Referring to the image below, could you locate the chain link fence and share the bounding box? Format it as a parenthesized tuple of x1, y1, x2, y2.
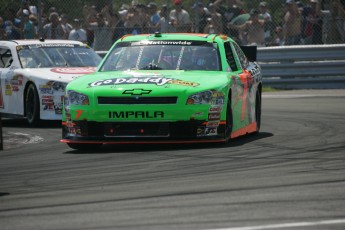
(0, 0, 344, 51)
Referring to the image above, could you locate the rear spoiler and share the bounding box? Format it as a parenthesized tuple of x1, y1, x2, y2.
(240, 46, 257, 62)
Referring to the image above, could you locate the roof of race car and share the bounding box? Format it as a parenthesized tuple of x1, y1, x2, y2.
(119, 33, 233, 43)
(0, 39, 84, 47)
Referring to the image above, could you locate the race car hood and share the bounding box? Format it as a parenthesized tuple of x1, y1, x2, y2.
(15, 67, 97, 83)
(67, 70, 232, 96)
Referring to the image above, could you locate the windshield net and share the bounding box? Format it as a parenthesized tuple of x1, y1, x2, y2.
(18, 45, 102, 68)
(100, 43, 220, 71)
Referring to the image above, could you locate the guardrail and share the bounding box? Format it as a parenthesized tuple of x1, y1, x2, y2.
(257, 44, 345, 89)
(96, 44, 345, 89)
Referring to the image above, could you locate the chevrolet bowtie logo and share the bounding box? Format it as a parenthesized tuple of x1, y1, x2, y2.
(122, 89, 152, 96)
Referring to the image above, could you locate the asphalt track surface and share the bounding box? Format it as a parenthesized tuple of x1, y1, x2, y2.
(1, 90, 345, 230)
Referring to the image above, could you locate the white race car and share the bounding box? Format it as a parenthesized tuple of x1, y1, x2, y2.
(0, 39, 102, 126)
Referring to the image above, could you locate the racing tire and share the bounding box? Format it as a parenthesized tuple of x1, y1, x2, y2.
(225, 97, 233, 141)
(254, 89, 262, 134)
(25, 83, 40, 127)
(67, 143, 103, 151)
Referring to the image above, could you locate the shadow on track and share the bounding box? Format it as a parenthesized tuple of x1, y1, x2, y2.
(63, 132, 273, 154)
(1, 118, 61, 128)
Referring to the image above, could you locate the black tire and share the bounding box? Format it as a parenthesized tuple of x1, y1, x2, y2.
(67, 143, 103, 151)
(225, 97, 233, 141)
(25, 83, 40, 127)
(255, 89, 262, 133)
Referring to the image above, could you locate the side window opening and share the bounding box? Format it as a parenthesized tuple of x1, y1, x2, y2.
(0, 48, 13, 68)
(224, 42, 238, 71)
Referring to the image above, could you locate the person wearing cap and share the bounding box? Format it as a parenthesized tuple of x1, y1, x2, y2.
(68, 19, 87, 43)
(283, 0, 302, 45)
(169, 0, 192, 32)
(228, 9, 266, 46)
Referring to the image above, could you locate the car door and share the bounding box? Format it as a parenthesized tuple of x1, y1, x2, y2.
(0, 46, 14, 113)
(224, 41, 254, 130)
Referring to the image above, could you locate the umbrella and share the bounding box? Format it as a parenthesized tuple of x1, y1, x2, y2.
(230, 13, 264, 25)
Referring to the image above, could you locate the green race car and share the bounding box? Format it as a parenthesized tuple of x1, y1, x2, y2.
(61, 33, 262, 150)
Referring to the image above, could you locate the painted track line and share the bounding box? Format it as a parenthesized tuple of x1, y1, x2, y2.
(206, 219, 345, 230)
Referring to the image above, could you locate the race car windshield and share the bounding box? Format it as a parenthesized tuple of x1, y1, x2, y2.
(100, 42, 221, 71)
(18, 45, 102, 68)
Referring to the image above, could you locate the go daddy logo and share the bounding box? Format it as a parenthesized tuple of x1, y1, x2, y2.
(88, 77, 199, 87)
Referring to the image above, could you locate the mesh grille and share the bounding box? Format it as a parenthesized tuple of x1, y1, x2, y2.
(98, 96, 178, 104)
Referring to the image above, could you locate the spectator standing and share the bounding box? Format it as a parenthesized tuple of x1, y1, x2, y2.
(22, 9, 35, 39)
(214, 0, 245, 43)
(69, 19, 87, 43)
(169, 0, 192, 32)
(3, 7, 22, 39)
(193, 2, 211, 33)
(206, 3, 223, 33)
(156, 4, 172, 32)
(0, 17, 6, 40)
(229, 9, 266, 46)
(147, 2, 160, 32)
(259, 2, 274, 43)
(60, 14, 73, 38)
(42, 12, 66, 39)
(304, 0, 323, 44)
(88, 6, 114, 51)
(283, 0, 302, 45)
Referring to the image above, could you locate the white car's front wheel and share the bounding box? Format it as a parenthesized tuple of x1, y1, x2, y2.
(25, 83, 40, 126)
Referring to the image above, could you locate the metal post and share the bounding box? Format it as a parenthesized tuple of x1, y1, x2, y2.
(0, 113, 3, 151)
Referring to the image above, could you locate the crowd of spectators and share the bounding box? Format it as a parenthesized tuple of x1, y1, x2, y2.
(0, 0, 344, 51)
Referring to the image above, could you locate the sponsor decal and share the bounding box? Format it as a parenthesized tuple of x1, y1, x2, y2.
(205, 127, 217, 136)
(209, 106, 222, 113)
(35, 43, 76, 48)
(89, 77, 199, 87)
(170, 79, 199, 87)
(5, 84, 12, 96)
(206, 121, 220, 127)
(109, 111, 164, 119)
(139, 40, 193, 46)
(197, 127, 206, 135)
(122, 89, 151, 95)
(208, 113, 221, 120)
(51, 67, 96, 74)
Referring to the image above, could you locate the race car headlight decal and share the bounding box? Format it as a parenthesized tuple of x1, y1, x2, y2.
(67, 90, 89, 105)
(186, 90, 225, 105)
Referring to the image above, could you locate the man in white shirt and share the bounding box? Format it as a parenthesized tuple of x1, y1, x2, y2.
(68, 19, 87, 43)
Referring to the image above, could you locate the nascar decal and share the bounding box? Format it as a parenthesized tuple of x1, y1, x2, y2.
(88, 77, 199, 87)
(51, 67, 96, 74)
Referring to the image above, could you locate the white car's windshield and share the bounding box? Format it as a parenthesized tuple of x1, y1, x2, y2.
(100, 42, 221, 71)
(18, 44, 102, 68)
